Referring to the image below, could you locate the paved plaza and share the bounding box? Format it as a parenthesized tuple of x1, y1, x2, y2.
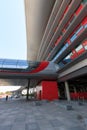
(0, 98, 87, 130)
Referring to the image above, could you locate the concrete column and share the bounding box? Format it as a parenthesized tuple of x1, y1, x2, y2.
(73, 86, 77, 93)
(65, 81, 71, 101)
(26, 80, 30, 100)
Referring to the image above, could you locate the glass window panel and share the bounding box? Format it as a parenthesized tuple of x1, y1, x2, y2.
(3, 59, 17, 64)
(84, 45, 87, 50)
(70, 34, 77, 42)
(52, 51, 61, 62)
(64, 58, 71, 63)
(58, 62, 64, 68)
(0, 59, 4, 63)
(0, 59, 5, 68)
(56, 47, 65, 57)
(65, 43, 69, 48)
(3, 59, 17, 68)
(62, 45, 66, 51)
(58, 51, 61, 56)
(60, 52, 72, 65)
(63, 52, 72, 64)
(3, 64, 16, 68)
(76, 26, 83, 35)
(75, 44, 83, 52)
(52, 44, 68, 62)
(0, 59, 29, 69)
(84, 24, 87, 28)
(83, 40, 87, 50)
(52, 57, 57, 62)
(17, 60, 28, 69)
(65, 52, 72, 59)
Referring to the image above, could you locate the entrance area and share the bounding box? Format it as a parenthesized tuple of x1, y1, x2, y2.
(69, 75, 87, 100)
(58, 75, 87, 101)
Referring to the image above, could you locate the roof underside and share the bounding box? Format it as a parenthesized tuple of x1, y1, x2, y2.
(25, 0, 55, 61)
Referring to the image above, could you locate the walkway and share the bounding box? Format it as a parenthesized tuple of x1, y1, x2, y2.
(0, 99, 87, 130)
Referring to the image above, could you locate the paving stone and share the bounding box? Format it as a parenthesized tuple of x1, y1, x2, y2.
(0, 125, 12, 130)
(40, 127, 54, 130)
(38, 120, 52, 128)
(11, 124, 25, 130)
(54, 127, 67, 130)
(26, 123, 40, 130)
(0, 99, 87, 130)
(68, 126, 85, 130)
(50, 119, 63, 127)
(15, 116, 26, 122)
(84, 118, 87, 127)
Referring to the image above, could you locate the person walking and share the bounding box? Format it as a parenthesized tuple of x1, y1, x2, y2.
(6, 95, 8, 101)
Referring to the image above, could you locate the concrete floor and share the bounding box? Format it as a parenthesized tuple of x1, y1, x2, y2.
(0, 98, 87, 130)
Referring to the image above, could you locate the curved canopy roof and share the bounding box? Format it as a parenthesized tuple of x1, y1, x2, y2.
(25, 0, 55, 60)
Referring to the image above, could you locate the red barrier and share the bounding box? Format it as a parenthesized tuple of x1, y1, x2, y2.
(70, 92, 87, 99)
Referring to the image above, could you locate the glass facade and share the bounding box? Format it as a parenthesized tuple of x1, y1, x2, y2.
(0, 59, 40, 71)
(70, 34, 77, 42)
(47, 1, 86, 60)
(52, 43, 69, 62)
(0, 59, 28, 69)
(52, 15, 87, 63)
(58, 39, 87, 68)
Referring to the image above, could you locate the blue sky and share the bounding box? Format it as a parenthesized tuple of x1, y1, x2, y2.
(0, 0, 27, 60)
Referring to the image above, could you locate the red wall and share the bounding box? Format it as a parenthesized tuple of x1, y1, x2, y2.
(41, 81, 58, 101)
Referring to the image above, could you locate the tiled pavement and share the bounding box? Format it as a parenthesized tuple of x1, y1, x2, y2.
(0, 98, 87, 130)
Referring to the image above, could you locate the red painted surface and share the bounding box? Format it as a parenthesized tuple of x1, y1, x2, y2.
(36, 81, 58, 101)
(71, 50, 78, 59)
(83, 40, 87, 46)
(70, 92, 87, 99)
(77, 27, 85, 36)
(70, 93, 79, 99)
(54, 5, 70, 33)
(62, 28, 66, 33)
(64, 6, 69, 15)
(41, 81, 58, 101)
(69, 14, 74, 23)
(67, 39, 71, 44)
(29, 61, 49, 73)
(75, 4, 83, 16)
(55, 36, 62, 46)
(81, 16, 87, 25)
(76, 48, 85, 55)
